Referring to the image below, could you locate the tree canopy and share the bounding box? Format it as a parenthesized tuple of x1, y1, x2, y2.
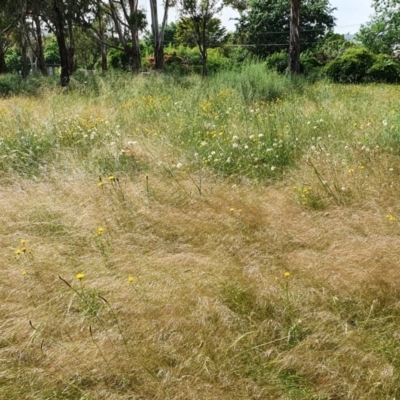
(357, 0, 400, 55)
(235, 0, 336, 58)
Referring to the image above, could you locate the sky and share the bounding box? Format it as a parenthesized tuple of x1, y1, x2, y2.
(161, 0, 375, 35)
(330, 0, 375, 34)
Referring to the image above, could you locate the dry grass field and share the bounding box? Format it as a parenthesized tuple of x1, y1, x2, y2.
(1, 67, 400, 399)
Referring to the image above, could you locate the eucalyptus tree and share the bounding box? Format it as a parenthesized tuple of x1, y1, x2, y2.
(0, 0, 26, 73)
(175, 17, 227, 47)
(107, 0, 147, 71)
(178, 0, 223, 76)
(149, 0, 173, 70)
(0, 7, 18, 72)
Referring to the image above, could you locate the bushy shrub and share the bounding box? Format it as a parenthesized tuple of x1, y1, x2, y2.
(212, 62, 304, 104)
(300, 50, 323, 77)
(107, 48, 130, 70)
(0, 74, 20, 96)
(147, 45, 229, 75)
(325, 46, 375, 83)
(265, 51, 288, 73)
(44, 36, 61, 64)
(367, 54, 400, 83)
(5, 47, 22, 73)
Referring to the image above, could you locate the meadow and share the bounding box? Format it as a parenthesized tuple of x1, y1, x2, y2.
(2, 64, 400, 399)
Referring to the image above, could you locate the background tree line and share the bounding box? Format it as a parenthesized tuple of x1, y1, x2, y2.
(1, 0, 400, 85)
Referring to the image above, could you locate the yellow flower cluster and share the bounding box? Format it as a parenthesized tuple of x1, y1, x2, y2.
(386, 214, 396, 222)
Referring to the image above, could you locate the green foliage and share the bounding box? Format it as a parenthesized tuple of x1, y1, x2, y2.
(356, 17, 398, 55)
(43, 36, 61, 64)
(357, 0, 400, 55)
(325, 46, 376, 83)
(313, 32, 354, 63)
(144, 22, 178, 48)
(0, 74, 56, 97)
(73, 28, 100, 69)
(4, 47, 22, 73)
(367, 54, 400, 83)
(0, 128, 56, 177)
(156, 45, 230, 75)
(0, 74, 20, 96)
(235, 0, 335, 58)
(127, 8, 148, 32)
(175, 17, 228, 48)
(107, 47, 129, 70)
(300, 50, 324, 76)
(325, 46, 400, 83)
(265, 50, 323, 77)
(170, 64, 306, 179)
(265, 51, 288, 73)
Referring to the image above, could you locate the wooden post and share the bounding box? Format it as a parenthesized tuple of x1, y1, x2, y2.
(289, 0, 301, 74)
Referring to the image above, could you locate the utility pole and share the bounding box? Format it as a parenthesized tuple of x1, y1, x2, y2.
(289, 0, 301, 74)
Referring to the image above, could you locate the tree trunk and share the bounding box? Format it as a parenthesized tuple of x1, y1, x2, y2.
(0, 51, 7, 73)
(34, 16, 48, 76)
(154, 44, 164, 70)
(98, 14, 107, 72)
(67, 19, 76, 72)
(20, 23, 29, 79)
(129, 42, 141, 71)
(52, 1, 70, 86)
(201, 51, 207, 76)
(289, 0, 301, 74)
(200, 21, 208, 76)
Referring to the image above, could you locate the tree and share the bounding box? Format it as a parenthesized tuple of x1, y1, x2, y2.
(149, 0, 172, 70)
(32, 0, 93, 85)
(178, 0, 223, 76)
(175, 17, 227, 48)
(235, 0, 335, 60)
(0, 0, 26, 74)
(357, 1, 400, 55)
(106, 0, 147, 72)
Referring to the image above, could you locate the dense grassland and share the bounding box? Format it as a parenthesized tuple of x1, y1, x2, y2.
(2, 64, 400, 399)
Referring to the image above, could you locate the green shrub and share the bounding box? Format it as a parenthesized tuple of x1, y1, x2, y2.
(43, 36, 61, 64)
(367, 54, 400, 83)
(300, 50, 323, 77)
(213, 63, 302, 104)
(0, 74, 55, 97)
(5, 47, 22, 73)
(107, 47, 130, 70)
(325, 46, 375, 83)
(266, 51, 288, 74)
(0, 74, 20, 96)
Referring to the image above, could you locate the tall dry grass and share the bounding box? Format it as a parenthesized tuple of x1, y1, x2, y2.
(1, 68, 400, 399)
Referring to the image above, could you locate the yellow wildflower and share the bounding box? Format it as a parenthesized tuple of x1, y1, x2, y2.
(128, 276, 135, 283)
(97, 227, 104, 235)
(108, 175, 115, 180)
(20, 239, 26, 245)
(76, 272, 85, 280)
(284, 271, 291, 278)
(386, 214, 396, 222)
(22, 270, 27, 276)
(15, 249, 21, 255)
(348, 168, 355, 173)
